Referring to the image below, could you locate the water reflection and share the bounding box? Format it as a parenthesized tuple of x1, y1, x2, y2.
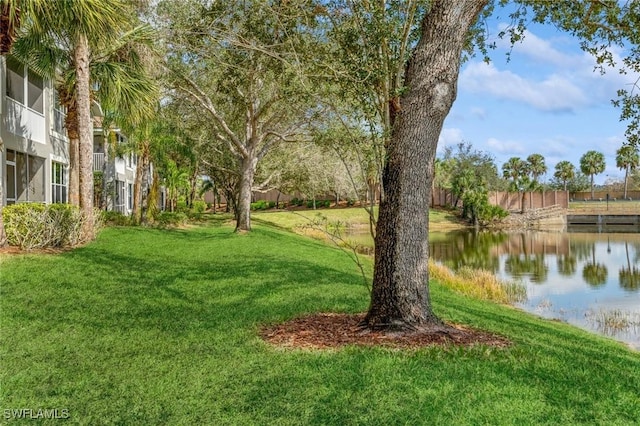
(620, 242, 640, 292)
(429, 230, 640, 349)
(582, 244, 608, 288)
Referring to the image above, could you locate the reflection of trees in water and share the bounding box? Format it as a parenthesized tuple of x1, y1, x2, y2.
(431, 230, 504, 273)
(557, 254, 577, 276)
(619, 242, 640, 291)
(583, 243, 608, 287)
(571, 240, 594, 263)
(505, 254, 549, 283)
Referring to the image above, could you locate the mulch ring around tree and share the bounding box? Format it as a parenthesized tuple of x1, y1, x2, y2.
(260, 313, 511, 350)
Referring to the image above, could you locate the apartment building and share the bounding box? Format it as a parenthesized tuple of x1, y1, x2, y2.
(0, 56, 69, 205)
(1, 56, 142, 214)
(93, 126, 139, 215)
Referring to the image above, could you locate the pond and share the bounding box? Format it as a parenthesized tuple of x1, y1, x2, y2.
(344, 228, 640, 349)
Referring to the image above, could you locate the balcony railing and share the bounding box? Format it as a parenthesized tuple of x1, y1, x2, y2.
(93, 153, 105, 172)
(4, 98, 46, 143)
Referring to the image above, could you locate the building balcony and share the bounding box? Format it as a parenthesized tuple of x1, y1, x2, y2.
(4, 97, 46, 144)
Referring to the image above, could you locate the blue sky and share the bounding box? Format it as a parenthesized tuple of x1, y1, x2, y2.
(439, 15, 637, 185)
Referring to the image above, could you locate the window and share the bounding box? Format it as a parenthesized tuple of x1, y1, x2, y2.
(51, 162, 67, 204)
(27, 69, 44, 113)
(115, 180, 125, 213)
(6, 150, 16, 205)
(53, 90, 66, 134)
(6, 56, 24, 104)
(5, 56, 44, 114)
(128, 183, 133, 210)
(28, 155, 45, 202)
(4, 149, 45, 203)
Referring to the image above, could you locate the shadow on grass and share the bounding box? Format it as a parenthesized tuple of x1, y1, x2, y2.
(6, 225, 369, 337)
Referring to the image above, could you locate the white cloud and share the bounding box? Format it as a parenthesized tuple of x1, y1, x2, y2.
(495, 26, 575, 68)
(460, 62, 588, 112)
(486, 137, 526, 155)
(438, 127, 464, 149)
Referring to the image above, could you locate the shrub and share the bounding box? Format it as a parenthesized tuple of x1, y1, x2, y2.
(176, 200, 189, 213)
(3, 203, 95, 250)
(251, 200, 269, 210)
(101, 211, 131, 226)
(191, 200, 207, 214)
(267, 201, 276, 209)
(306, 200, 330, 209)
(479, 204, 508, 223)
(155, 212, 188, 227)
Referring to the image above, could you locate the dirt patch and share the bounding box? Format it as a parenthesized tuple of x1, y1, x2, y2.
(0, 245, 70, 256)
(260, 313, 511, 350)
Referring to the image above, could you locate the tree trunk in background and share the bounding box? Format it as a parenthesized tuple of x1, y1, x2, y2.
(132, 141, 150, 224)
(364, 0, 487, 330)
(236, 156, 257, 232)
(75, 34, 95, 241)
(140, 147, 151, 224)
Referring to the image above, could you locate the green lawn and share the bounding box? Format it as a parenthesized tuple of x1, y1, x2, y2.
(253, 206, 465, 232)
(1, 219, 639, 425)
(569, 200, 640, 215)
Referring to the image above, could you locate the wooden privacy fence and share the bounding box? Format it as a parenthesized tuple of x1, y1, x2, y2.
(431, 189, 569, 211)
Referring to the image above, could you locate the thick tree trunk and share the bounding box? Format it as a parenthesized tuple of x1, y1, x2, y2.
(236, 156, 257, 232)
(623, 166, 629, 199)
(68, 138, 80, 206)
(364, 0, 487, 330)
(64, 96, 81, 207)
(75, 34, 95, 240)
(132, 151, 144, 224)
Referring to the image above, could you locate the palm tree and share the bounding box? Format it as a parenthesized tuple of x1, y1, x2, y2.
(502, 157, 530, 212)
(12, 1, 153, 240)
(553, 160, 576, 191)
(502, 157, 527, 190)
(526, 153, 547, 187)
(0, 1, 21, 54)
(579, 150, 606, 200)
(615, 144, 639, 199)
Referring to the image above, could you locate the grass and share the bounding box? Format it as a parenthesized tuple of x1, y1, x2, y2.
(428, 261, 527, 305)
(585, 309, 640, 336)
(253, 206, 466, 232)
(569, 200, 640, 215)
(1, 219, 640, 425)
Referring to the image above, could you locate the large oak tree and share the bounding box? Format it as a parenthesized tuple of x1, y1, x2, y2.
(158, 0, 316, 231)
(354, 0, 640, 330)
